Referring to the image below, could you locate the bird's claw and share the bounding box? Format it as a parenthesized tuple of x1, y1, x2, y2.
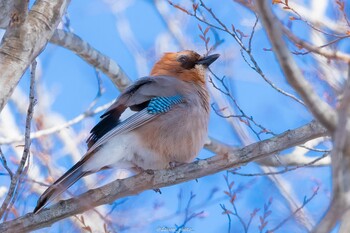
(153, 188, 162, 194)
(169, 161, 185, 169)
(145, 169, 154, 175)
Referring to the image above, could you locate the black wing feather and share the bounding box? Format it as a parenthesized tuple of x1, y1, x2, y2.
(86, 78, 155, 149)
(87, 113, 121, 148)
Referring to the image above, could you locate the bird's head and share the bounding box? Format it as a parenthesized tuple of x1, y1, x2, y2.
(150, 50, 219, 84)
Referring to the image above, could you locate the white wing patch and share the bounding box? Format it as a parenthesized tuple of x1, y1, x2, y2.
(86, 109, 156, 154)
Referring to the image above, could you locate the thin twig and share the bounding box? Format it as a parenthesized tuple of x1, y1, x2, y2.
(175, 192, 203, 233)
(284, 26, 350, 63)
(277, 1, 346, 38)
(248, 14, 259, 52)
(3, 162, 29, 221)
(208, 70, 275, 140)
(268, 187, 319, 232)
(231, 152, 329, 176)
(0, 60, 37, 219)
(191, 0, 306, 106)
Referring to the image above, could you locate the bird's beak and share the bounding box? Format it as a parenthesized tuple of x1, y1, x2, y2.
(196, 54, 220, 67)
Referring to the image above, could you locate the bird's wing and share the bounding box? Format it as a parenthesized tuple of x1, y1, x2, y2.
(86, 76, 184, 151)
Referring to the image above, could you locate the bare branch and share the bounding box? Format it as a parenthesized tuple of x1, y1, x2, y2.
(0, 60, 36, 219)
(0, 0, 13, 28)
(283, 27, 350, 63)
(11, 0, 28, 27)
(280, 1, 348, 35)
(0, 147, 12, 177)
(168, 0, 306, 106)
(312, 64, 350, 233)
(258, 137, 331, 167)
(260, 166, 315, 230)
(258, 151, 330, 167)
(269, 187, 319, 232)
(339, 209, 350, 233)
(0, 0, 71, 112)
(0, 120, 327, 232)
(233, 153, 329, 176)
(255, 0, 337, 132)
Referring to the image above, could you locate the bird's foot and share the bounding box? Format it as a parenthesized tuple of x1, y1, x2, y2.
(153, 188, 162, 194)
(145, 169, 155, 175)
(169, 161, 185, 169)
(132, 164, 155, 175)
(135, 167, 159, 193)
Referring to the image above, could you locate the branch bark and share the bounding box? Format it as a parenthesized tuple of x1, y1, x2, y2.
(0, 120, 327, 232)
(11, 0, 28, 26)
(0, 0, 71, 112)
(0, 0, 13, 28)
(255, 0, 337, 132)
(339, 209, 350, 233)
(312, 66, 350, 232)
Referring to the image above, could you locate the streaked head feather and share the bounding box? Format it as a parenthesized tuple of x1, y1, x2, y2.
(151, 50, 207, 84)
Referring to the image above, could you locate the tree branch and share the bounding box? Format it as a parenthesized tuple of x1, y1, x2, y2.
(339, 209, 350, 233)
(0, 60, 36, 219)
(0, 3, 131, 92)
(0, 120, 327, 232)
(255, 0, 337, 132)
(0, 0, 14, 28)
(11, 0, 28, 26)
(312, 65, 350, 233)
(279, 1, 347, 35)
(283, 27, 350, 63)
(0, 0, 71, 112)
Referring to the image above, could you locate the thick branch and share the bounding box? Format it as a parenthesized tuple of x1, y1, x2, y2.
(0, 0, 13, 28)
(11, 0, 28, 26)
(0, 0, 71, 112)
(0, 121, 327, 232)
(312, 66, 350, 232)
(255, 0, 337, 132)
(339, 209, 350, 233)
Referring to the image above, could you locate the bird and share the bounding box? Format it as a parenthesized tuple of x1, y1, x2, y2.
(34, 50, 219, 213)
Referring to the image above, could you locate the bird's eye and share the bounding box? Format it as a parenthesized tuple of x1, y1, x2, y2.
(177, 55, 195, 70)
(177, 55, 188, 63)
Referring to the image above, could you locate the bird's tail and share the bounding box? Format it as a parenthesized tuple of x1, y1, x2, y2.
(34, 159, 89, 213)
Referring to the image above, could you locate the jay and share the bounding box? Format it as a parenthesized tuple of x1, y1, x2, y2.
(34, 50, 219, 213)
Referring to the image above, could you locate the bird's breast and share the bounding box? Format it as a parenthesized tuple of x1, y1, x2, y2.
(135, 100, 210, 169)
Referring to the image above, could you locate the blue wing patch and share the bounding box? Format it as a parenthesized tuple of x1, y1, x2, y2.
(147, 95, 184, 114)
